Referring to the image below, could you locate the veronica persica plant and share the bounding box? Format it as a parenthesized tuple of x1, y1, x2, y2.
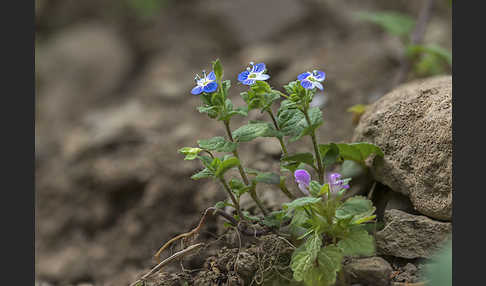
(154, 58, 383, 286)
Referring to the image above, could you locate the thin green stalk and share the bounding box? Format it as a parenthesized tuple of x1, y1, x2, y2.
(220, 177, 244, 219)
(279, 179, 297, 200)
(266, 109, 288, 156)
(223, 120, 269, 215)
(303, 108, 324, 184)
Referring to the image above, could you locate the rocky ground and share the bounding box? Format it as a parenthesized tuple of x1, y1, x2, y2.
(35, 1, 451, 285)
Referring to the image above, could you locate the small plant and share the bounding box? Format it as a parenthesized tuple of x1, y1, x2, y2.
(153, 59, 383, 285)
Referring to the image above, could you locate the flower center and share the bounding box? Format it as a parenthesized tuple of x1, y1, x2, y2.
(249, 73, 257, 79)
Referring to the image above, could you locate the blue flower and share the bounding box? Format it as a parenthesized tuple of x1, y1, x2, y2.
(297, 70, 326, 90)
(238, 62, 270, 85)
(191, 70, 218, 95)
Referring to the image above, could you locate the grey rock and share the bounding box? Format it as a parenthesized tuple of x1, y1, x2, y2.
(353, 76, 452, 221)
(376, 209, 452, 259)
(344, 257, 392, 286)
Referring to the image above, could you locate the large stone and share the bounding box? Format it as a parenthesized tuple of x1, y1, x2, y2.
(343, 257, 393, 286)
(376, 209, 452, 259)
(352, 76, 452, 221)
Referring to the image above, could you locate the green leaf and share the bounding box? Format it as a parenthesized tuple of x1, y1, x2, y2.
(191, 168, 214, 180)
(254, 172, 281, 185)
(303, 245, 343, 286)
(291, 233, 323, 281)
(335, 196, 376, 222)
(197, 105, 219, 119)
(262, 210, 287, 228)
(197, 136, 238, 153)
(178, 147, 203, 160)
(233, 122, 280, 142)
(291, 107, 323, 142)
(282, 153, 315, 168)
(349, 142, 384, 159)
(215, 157, 240, 177)
(319, 143, 340, 165)
(277, 107, 305, 138)
(214, 201, 226, 209)
(337, 228, 375, 257)
(229, 179, 248, 197)
(347, 104, 367, 115)
(212, 58, 223, 81)
(336, 143, 363, 162)
(406, 44, 452, 66)
(309, 181, 323, 197)
(284, 197, 322, 212)
(355, 11, 415, 37)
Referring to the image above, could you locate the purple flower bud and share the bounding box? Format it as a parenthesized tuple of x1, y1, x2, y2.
(294, 169, 311, 196)
(328, 172, 350, 195)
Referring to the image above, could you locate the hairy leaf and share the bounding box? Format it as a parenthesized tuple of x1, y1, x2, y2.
(197, 136, 238, 153)
(233, 122, 280, 142)
(337, 228, 375, 257)
(215, 157, 240, 177)
(178, 147, 203, 160)
(191, 168, 214, 180)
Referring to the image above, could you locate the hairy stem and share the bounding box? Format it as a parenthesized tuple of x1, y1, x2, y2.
(303, 108, 324, 184)
(220, 177, 244, 219)
(224, 120, 269, 215)
(266, 109, 288, 156)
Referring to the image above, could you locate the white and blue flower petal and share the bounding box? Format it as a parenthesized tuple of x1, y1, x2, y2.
(253, 62, 266, 73)
(300, 79, 313, 89)
(191, 85, 204, 95)
(314, 81, 323, 90)
(313, 70, 325, 81)
(254, 73, 270, 81)
(207, 71, 216, 81)
(238, 70, 250, 82)
(242, 79, 256, 85)
(203, 82, 218, 93)
(298, 72, 311, 81)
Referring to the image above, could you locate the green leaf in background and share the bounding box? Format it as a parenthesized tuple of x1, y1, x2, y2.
(291, 233, 323, 282)
(337, 228, 375, 257)
(423, 240, 452, 286)
(233, 122, 280, 142)
(212, 58, 223, 81)
(347, 104, 367, 115)
(229, 178, 248, 197)
(197, 136, 238, 153)
(303, 245, 343, 286)
(215, 156, 240, 177)
(262, 210, 287, 228)
(178, 147, 203, 160)
(319, 143, 340, 165)
(282, 152, 316, 169)
(407, 44, 452, 66)
(197, 105, 219, 119)
(190, 168, 214, 180)
(253, 172, 281, 185)
(355, 11, 415, 37)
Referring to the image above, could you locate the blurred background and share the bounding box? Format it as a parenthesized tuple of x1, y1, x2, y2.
(35, 0, 451, 285)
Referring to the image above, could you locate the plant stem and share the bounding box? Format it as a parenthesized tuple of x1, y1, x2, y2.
(223, 120, 269, 215)
(279, 179, 297, 200)
(303, 108, 324, 184)
(220, 177, 244, 219)
(266, 109, 288, 156)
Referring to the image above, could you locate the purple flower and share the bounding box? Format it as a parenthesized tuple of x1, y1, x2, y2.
(297, 70, 326, 90)
(294, 169, 311, 196)
(238, 62, 270, 85)
(328, 172, 350, 195)
(191, 70, 218, 95)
